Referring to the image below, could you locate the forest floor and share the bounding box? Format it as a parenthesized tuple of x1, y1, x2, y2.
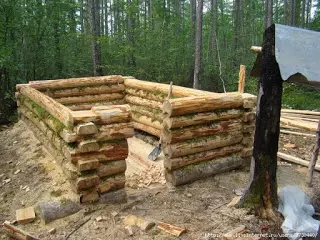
(0, 121, 320, 240)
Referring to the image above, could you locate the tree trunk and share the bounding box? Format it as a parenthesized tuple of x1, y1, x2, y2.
(238, 25, 282, 220)
(290, 0, 296, 26)
(80, 0, 85, 33)
(193, 0, 203, 89)
(306, 0, 311, 25)
(264, 0, 273, 29)
(301, 0, 305, 28)
(148, 0, 153, 27)
(284, 0, 289, 24)
(210, 0, 218, 63)
(188, 0, 196, 87)
(88, 0, 103, 76)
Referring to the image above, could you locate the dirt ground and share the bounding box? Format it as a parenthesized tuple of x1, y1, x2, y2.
(0, 121, 319, 240)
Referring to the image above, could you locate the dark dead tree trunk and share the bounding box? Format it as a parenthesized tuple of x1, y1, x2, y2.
(238, 25, 283, 220)
(264, 0, 273, 29)
(193, 0, 203, 89)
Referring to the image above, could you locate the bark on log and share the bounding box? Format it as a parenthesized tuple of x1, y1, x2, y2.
(125, 95, 162, 109)
(77, 158, 100, 172)
(80, 189, 100, 203)
(130, 105, 163, 121)
(132, 113, 162, 129)
(66, 99, 126, 111)
(124, 77, 214, 97)
(77, 140, 100, 153)
(164, 108, 243, 129)
(20, 86, 73, 128)
(242, 93, 257, 109)
(134, 131, 159, 146)
(46, 84, 125, 98)
(163, 94, 243, 117)
(99, 174, 125, 193)
(99, 140, 129, 160)
(55, 93, 124, 105)
(163, 131, 243, 158)
(162, 119, 243, 143)
(165, 154, 245, 186)
(17, 75, 124, 90)
(280, 117, 318, 131)
(98, 160, 127, 178)
(164, 144, 243, 170)
(75, 175, 100, 192)
(125, 88, 167, 101)
(95, 123, 134, 141)
(133, 122, 161, 137)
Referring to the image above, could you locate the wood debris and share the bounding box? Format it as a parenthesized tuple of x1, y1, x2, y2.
(125, 226, 134, 236)
(126, 165, 165, 189)
(16, 207, 36, 224)
(2, 220, 40, 240)
(123, 215, 155, 231)
(157, 221, 186, 237)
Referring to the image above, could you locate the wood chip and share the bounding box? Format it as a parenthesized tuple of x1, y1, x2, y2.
(14, 169, 21, 175)
(157, 222, 186, 237)
(48, 228, 56, 234)
(95, 216, 103, 222)
(3, 178, 11, 184)
(111, 211, 118, 217)
(284, 143, 297, 149)
(227, 196, 241, 207)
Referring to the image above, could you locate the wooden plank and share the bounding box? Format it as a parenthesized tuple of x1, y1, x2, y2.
(19, 86, 73, 128)
(277, 152, 320, 171)
(280, 117, 318, 131)
(281, 109, 320, 116)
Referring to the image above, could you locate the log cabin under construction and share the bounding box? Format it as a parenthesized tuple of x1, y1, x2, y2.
(15, 75, 256, 203)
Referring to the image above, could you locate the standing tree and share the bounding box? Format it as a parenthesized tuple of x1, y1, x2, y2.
(210, 0, 218, 63)
(88, 0, 103, 76)
(193, 0, 203, 89)
(264, 0, 273, 29)
(238, 24, 282, 220)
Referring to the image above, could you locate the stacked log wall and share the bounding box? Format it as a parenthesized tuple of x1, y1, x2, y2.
(162, 93, 257, 186)
(16, 77, 133, 203)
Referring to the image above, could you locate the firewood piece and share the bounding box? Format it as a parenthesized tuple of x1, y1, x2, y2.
(280, 117, 318, 131)
(133, 122, 161, 137)
(16, 207, 36, 224)
(125, 95, 162, 109)
(164, 144, 243, 170)
(95, 123, 134, 141)
(77, 140, 99, 153)
(162, 119, 243, 143)
(307, 121, 320, 187)
(163, 131, 243, 158)
(157, 222, 186, 237)
(19, 86, 73, 128)
(238, 65, 246, 93)
(76, 175, 99, 192)
(99, 174, 125, 193)
(76, 122, 98, 135)
(163, 93, 243, 117)
(47, 84, 125, 98)
(223, 225, 246, 240)
(77, 159, 100, 172)
(277, 152, 320, 171)
(66, 99, 126, 111)
(55, 93, 124, 105)
(243, 112, 256, 122)
(98, 160, 127, 178)
(17, 75, 124, 90)
(165, 154, 245, 186)
(2, 220, 40, 240)
(132, 113, 162, 129)
(125, 88, 167, 101)
(164, 108, 243, 129)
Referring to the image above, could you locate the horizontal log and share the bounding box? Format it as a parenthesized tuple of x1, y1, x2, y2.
(164, 108, 243, 129)
(162, 119, 243, 143)
(125, 95, 162, 109)
(281, 113, 320, 120)
(124, 78, 215, 97)
(55, 93, 124, 105)
(133, 122, 161, 137)
(99, 140, 129, 160)
(20, 86, 73, 128)
(243, 112, 256, 122)
(130, 105, 163, 121)
(277, 152, 320, 171)
(98, 160, 127, 178)
(71, 105, 131, 124)
(279, 116, 319, 123)
(77, 159, 100, 172)
(164, 144, 243, 170)
(132, 113, 162, 129)
(280, 117, 318, 132)
(241, 148, 253, 157)
(163, 131, 243, 158)
(95, 122, 134, 141)
(66, 99, 126, 111)
(165, 154, 245, 186)
(281, 109, 320, 116)
(75, 122, 98, 135)
(80, 188, 100, 203)
(163, 93, 243, 117)
(77, 140, 100, 153)
(280, 129, 316, 138)
(68, 151, 125, 164)
(125, 87, 167, 101)
(46, 84, 125, 98)
(241, 135, 254, 146)
(243, 124, 255, 133)
(76, 175, 100, 192)
(241, 93, 257, 109)
(99, 174, 125, 194)
(17, 75, 124, 90)
(134, 131, 159, 146)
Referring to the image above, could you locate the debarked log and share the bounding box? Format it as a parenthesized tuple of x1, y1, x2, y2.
(55, 93, 124, 105)
(163, 131, 243, 158)
(95, 122, 134, 141)
(163, 94, 243, 117)
(125, 88, 167, 101)
(97, 160, 127, 178)
(65, 99, 126, 111)
(165, 154, 246, 186)
(46, 84, 125, 98)
(130, 104, 163, 122)
(132, 113, 162, 129)
(164, 144, 243, 170)
(162, 119, 243, 143)
(99, 174, 125, 194)
(163, 108, 243, 129)
(133, 122, 161, 137)
(125, 95, 162, 109)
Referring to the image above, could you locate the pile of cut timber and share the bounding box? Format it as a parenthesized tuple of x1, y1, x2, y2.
(162, 93, 257, 186)
(16, 76, 134, 203)
(280, 109, 320, 133)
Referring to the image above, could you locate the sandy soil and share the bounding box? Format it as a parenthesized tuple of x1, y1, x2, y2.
(0, 121, 319, 240)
